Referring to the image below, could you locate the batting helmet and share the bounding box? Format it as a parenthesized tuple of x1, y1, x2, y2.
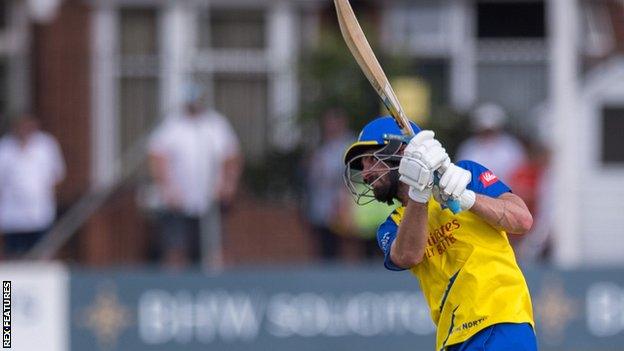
(343, 116, 421, 205)
(343, 116, 421, 169)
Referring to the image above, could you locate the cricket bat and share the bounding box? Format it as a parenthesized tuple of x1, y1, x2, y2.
(333, 0, 414, 137)
(334, 0, 461, 213)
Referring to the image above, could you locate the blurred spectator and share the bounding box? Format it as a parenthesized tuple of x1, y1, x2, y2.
(0, 114, 65, 258)
(303, 108, 354, 260)
(147, 83, 242, 269)
(508, 141, 553, 263)
(456, 103, 527, 183)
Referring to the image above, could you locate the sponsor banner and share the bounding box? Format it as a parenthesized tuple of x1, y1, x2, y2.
(6, 263, 624, 350)
(68, 266, 624, 351)
(529, 268, 624, 350)
(0, 263, 69, 351)
(70, 267, 435, 351)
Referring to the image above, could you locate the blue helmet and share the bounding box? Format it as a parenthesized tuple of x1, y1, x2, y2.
(343, 116, 421, 166)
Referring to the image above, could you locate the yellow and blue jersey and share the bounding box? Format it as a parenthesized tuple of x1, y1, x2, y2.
(377, 160, 534, 350)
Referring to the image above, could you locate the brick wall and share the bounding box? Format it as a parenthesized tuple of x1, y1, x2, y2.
(223, 197, 316, 266)
(32, 0, 91, 204)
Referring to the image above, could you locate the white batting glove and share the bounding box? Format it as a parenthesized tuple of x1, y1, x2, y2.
(408, 186, 432, 203)
(435, 163, 476, 211)
(439, 163, 471, 197)
(399, 130, 449, 203)
(399, 156, 433, 203)
(403, 130, 450, 171)
(432, 185, 476, 212)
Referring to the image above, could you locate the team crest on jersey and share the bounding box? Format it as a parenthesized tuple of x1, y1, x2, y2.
(479, 170, 498, 187)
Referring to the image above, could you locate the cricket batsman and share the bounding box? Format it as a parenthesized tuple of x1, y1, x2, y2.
(343, 116, 537, 350)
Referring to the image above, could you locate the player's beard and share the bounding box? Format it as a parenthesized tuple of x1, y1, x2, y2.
(372, 169, 400, 205)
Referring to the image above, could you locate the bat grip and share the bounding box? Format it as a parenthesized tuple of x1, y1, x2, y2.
(433, 170, 462, 214)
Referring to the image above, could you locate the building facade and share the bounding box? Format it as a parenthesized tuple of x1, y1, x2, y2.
(4, 0, 624, 266)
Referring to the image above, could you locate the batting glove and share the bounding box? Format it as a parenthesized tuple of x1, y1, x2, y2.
(399, 156, 433, 203)
(403, 130, 451, 171)
(432, 186, 476, 212)
(399, 130, 449, 203)
(434, 163, 476, 211)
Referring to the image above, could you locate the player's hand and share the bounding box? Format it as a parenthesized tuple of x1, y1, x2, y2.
(439, 163, 471, 197)
(436, 163, 476, 211)
(432, 185, 476, 212)
(399, 156, 432, 203)
(400, 131, 433, 191)
(403, 130, 450, 171)
(399, 130, 450, 203)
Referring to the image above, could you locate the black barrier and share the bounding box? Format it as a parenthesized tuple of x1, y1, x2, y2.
(69, 266, 624, 351)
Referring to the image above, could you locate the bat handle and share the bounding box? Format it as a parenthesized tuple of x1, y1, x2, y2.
(445, 195, 462, 214)
(434, 167, 462, 214)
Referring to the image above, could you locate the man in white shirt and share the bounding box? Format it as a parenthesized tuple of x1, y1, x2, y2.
(148, 84, 242, 268)
(0, 115, 66, 258)
(456, 103, 527, 183)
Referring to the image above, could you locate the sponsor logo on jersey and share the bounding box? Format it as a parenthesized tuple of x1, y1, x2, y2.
(479, 171, 498, 187)
(380, 232, 391, 252)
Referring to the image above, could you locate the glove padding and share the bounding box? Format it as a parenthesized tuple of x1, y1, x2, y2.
(403, 130, 450, 171)
(399, 130, 450, 191)
(399, 130, 450, 204)
(399, 156, 432, 203)
(399, 156, 433, 191)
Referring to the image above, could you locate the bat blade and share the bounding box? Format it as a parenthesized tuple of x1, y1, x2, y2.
(334, 0, 414, 136)
(334, 0, 462, 214)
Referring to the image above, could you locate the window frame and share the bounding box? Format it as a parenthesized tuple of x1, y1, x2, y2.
(91, 0, 301, 186)
(601, 105, 624, 165)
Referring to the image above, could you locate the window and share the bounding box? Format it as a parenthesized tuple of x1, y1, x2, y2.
(477, 62, 546, 129)
(119, 77, 159, 153)
(0, 1, 15, 131)
(120, 8, 158, 56)
(476, 1, 545, 39)
(199, 8, 266, 49)
(0, 1, 7, 31)
(213, 73, 268, 161)
(0, 58, 7, 134)
(194, 6, 273, 162)
(602, 107, 624, 164)
(118, 8, 159, 159)
(411, 59, 449, 107)
(384, 2, 452, 56)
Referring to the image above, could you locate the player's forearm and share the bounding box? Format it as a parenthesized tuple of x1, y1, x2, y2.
(470, 192, 533, 234)
(390, 200, 429, 268)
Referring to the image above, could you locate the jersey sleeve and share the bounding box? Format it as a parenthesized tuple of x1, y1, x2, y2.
(377, 215, 405, 271)
(456, 160, 511, 197)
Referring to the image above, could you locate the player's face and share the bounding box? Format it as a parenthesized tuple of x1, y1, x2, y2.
(361, 155, 396, 203)
(361, 155, 388, 183)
